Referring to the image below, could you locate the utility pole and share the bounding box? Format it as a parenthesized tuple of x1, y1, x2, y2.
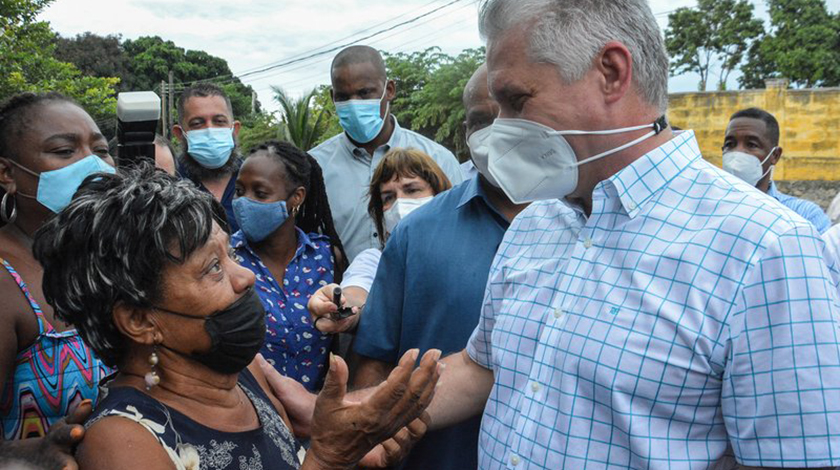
(168, 71, 175, 133)
(160, 80, 167, 138)
(251, 90, 256, 115)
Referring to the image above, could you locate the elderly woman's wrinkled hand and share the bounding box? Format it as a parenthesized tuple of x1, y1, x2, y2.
(307, 348, 441, 469)
(308, 284, 361, 334)
(357, 411, 431, 468)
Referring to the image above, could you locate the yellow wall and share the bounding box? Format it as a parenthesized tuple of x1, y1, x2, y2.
(668, 82, 840, 180)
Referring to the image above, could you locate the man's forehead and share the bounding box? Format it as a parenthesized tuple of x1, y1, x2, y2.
(332, 62, 385, 86)
(183, 95, 232, 119)
(726, 117, 767, 137)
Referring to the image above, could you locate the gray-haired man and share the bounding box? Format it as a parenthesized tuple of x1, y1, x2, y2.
(264, 1, 840, 468)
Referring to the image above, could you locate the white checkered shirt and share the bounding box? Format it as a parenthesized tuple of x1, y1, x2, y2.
(467, 131, 840, 469)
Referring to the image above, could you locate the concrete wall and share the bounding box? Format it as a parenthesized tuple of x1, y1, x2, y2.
(668, 81, 840, 180)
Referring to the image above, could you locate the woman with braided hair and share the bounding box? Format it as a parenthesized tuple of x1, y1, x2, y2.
(0, 92, 115, 466)
(231, 140, 347, 392)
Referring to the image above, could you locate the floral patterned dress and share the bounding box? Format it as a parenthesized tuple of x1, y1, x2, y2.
(86, 369, 302, 470)
(231, 229, 334, 392)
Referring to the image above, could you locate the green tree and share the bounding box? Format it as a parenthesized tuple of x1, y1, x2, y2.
(407, 48, 485, 160)
(311, 84, 343, 146)
(1, 0, 119, 135)
(383, 47, 450, 131)
(238, 112, 282, 155)
(740, 0, 840, 89)
(54, 32, 129, 86)
(273, 88, 326, 151)
(665, 0, 764, 91)
(121, 36, 259, 118)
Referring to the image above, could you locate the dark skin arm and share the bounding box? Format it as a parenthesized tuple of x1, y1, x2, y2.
(351, 355, 393, 389)
(76, 416, 176, 470)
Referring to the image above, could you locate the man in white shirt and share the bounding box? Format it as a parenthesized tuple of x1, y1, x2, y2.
(309, 46, 463, 261)
(264, 1, 840, 468)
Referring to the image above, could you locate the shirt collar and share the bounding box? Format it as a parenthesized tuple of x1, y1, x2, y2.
(456, 174, 486, 209)
(602, 130, 702, 218)
(232, 227, 318, 259)
(767, 181, 781, 199)
(341, 115, 402, 159)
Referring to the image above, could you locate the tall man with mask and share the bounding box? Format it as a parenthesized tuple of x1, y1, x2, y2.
(722, 107, 830, 232)
(266, 2, 840, 469)
(309, 45, 463, 262)
(333, 63, 527, 470)
(172, 83, 242, 232)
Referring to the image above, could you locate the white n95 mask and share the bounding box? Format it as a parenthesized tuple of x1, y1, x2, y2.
(467, 126, 500, 188)
(486, 116, 668, 204)
(383, 196, 433, 234)
(722, 147, 776, 187)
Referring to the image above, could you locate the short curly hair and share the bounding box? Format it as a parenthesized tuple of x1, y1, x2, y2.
(32, 163, 228, 367)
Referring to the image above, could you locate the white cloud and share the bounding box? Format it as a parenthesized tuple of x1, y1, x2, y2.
(40, 0, 840, 113)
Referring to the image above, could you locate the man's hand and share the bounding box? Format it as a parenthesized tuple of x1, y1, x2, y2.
(0, 399, 93, 470)
(308, 284, 361, 334)
(305, 349, 441, 470)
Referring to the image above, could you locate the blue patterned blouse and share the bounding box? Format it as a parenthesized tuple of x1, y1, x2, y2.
(232, 228, 334, 391)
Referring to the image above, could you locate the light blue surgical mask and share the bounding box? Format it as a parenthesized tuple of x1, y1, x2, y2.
(11, 155, 116, 213)
(233, 197, 290, 242)
(185, 127, 235, 169)
(334, 83, 389, 144)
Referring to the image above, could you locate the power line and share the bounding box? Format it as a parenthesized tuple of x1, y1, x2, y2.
(247, 1, 479, 96)
(175, 0, 468, 88)
(237, 0, 478, 91)
(231, 0, 448, 77)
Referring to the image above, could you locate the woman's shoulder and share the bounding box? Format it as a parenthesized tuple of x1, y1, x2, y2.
(86, 386, 167, 430)
(82, 387, 178, 470)
(301, 231, 335, 254)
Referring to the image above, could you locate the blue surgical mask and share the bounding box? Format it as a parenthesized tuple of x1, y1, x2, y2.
(334, 83, 389, 144)
(185, 127, 235, 169)
(11, 155, 116, 213)
(233, 197, 290, 242)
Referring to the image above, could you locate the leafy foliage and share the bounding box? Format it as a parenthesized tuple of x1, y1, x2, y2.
(740, 0, 840, 89)
(405, 48, 484, 159)
(665, 0, 763, 91)
(273, 87, 325, 151)
(0, 0, 118, 134)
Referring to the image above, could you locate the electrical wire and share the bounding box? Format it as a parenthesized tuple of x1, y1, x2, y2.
(174, 0, 468, 88)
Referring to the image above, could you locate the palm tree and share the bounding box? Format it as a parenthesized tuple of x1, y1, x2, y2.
(272, 87, 325, 151)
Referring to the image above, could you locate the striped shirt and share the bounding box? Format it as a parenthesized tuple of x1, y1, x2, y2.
(468, 131, 840, 469)
(768, 181, 831, 233)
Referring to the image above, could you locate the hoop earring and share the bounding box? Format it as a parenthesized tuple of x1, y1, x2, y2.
(145, 344, 161, 390)
(1, 192, 16, 225)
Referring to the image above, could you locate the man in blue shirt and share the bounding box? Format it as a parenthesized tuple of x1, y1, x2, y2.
(721, 107, 830, 232)
(172, 83, 242, 232)
(352, 64, 527, 470)
(310, 46, 463, 262)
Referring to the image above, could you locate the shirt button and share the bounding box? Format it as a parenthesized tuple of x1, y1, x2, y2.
(628, 201, 637, 211)
(373, 233, 378, 238)
(553, 308, 563, 319)
(510, 455, 520, 466)
(583, 238, 593, 249)
(531, 382, 541, 393)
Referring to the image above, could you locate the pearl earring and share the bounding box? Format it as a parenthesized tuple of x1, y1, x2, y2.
(145, 345, 161, 390)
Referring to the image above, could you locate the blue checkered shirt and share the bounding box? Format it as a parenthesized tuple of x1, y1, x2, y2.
(467, 131, 840, 469)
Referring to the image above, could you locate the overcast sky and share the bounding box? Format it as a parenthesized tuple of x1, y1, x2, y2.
(40, 0, 840, 113)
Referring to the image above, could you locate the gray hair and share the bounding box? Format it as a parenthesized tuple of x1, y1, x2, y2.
(32, 163, 229, 367)
(479, 0, 669, 112)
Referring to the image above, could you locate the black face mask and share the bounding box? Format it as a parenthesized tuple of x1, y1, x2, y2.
(155, 288, 266, 375)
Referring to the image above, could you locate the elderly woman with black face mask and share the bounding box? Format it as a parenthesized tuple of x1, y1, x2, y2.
(32, 165, 440, 470)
